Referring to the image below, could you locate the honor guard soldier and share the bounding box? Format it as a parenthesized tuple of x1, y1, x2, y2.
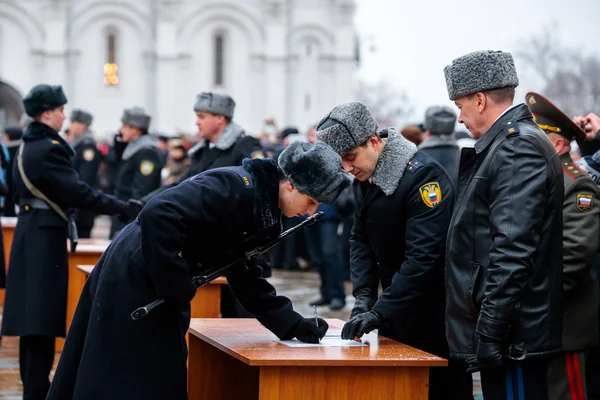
(47, 141, 351, 400)
(528, 92, 600, 400)
(316, 102, 473, 400)
(0, 84, 139, 400)
(110, 107, 161, 238)
(66, 109, 101, 238)
(444, 51, 563, 400)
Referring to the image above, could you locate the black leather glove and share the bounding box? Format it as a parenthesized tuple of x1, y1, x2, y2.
(288, 318, 329, 343)
(349, 289, 377, 318)
(341, 310, 382, 340)
(471, 314, 509, 371)
(119, 199, 144, 223)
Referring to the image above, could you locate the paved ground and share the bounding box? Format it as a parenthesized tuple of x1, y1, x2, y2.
(0, 216, 482, 399)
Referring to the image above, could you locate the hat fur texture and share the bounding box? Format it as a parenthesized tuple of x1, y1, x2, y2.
(444, 50, 519, 100)
(194, 92, 236, 118)
(316, 102, 378, 155)
(23, 84, 68, 117)
(278, 141, 352, 204)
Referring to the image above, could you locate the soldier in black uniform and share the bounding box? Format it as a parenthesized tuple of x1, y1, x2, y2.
(316, 102, 473, 400)
(2, 124, 23, 217)
(0, 84, 139, 400)
(110, 107, 162, 238)
(47, 141, 351, 400)
(66, 109, 102, 238)
(527, 92, 600, 400)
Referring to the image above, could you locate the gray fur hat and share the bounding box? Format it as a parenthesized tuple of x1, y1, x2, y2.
(424, 106, 456, 136)
(315, 102, 378, 155)
(121, 106, 151, 131)
(70, 109, 93, 126)
(278, 141, 352, 204)
(194, 92, 235, 118)
(444, 50, 519, 100)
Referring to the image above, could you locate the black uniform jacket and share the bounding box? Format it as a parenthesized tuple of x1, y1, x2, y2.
(446, 104, 564, 360)
(47, 158, 303, 400)
(351, 130, 455, 357)
(1, 122, 125, 337)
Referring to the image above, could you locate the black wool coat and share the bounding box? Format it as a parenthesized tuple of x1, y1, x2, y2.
(47, 158, 304, 400)
(351, 131, 455, 358)
(0, 122, 125, 337)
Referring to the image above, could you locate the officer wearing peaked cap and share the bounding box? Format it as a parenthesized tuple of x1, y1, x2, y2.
(444, 51, 564, 399)
(0, 84, 138, 400)
(110, 106, 162, 238)
(47, 141, 351, 400)
(316, 101, 473, 400)
(66, 109, 102, 238)
(527, 92, 600, 400)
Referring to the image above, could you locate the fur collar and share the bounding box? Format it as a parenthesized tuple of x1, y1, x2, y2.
(242, 158, 282, 232)
(69, 131, 95, 149)
(122, 134, 159, 160)
(371, 128, 418, 196)
(189, 122, 245, 156)
(418, 135, 458, 150)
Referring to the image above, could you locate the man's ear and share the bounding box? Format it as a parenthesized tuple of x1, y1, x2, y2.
(475, 92, 486, 113)
(285, 180, 295, 192)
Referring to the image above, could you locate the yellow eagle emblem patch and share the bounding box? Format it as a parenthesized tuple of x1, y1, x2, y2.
(140, 160, 155, 176)
(419, 182, 442, 208)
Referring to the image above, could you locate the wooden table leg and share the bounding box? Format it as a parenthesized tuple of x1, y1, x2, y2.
(188, 334, 259, 400)
(56, 259, 89, 351)
(190, 285, 221, 318)
(258, 365, 429, 400)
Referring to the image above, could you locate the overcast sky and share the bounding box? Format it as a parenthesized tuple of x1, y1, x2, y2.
(354, 0, 600, 125)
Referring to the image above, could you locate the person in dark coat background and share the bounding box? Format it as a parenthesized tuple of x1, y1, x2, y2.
(444, 51, 564, 400)
(66, 109, 102, 238)
(0, 84, 139, 400)
(418, 105, 460, 184)
(46, 141, 351, 400)
(316, 102, 473, 400)
(2, 124, 23, 217)
(109, 107, 162, 238)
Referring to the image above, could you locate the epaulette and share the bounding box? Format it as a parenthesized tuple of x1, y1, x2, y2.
(504, 121, 520, 137)
(406, 158, 424, 174)
(48, 139, 60, 145)
(563, 162, 586, 180)
(233, 169, 254, 188)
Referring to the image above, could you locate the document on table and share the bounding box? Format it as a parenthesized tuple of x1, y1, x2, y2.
(275, 329, 368, 347)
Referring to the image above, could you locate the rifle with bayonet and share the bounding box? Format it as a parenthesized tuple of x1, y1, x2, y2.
(130, 211, 324, 320)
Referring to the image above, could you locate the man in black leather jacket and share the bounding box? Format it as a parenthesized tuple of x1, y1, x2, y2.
(444, 50, 564, 400)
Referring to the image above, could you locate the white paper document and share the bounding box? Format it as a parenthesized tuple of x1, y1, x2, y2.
(276, 329, 367, 348)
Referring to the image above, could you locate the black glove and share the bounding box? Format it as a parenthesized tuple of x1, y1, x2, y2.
(470, 314, 509, 372)
(288, 318, 329, 343)
(119, 199, 144, 223)
(341, 310, 382, 340)
(349, 289, 377, 318)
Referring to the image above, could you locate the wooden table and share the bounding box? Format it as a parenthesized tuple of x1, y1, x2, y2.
(57, 239, 110, 351)
(0, 217, 17, 305)
(188, 318, 447, 400)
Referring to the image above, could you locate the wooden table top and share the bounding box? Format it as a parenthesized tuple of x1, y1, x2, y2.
(188, 318, 448, 367)
(76, 264, 227, 286)
(68, 239, 110, 254)
(1, 217, 17, 228)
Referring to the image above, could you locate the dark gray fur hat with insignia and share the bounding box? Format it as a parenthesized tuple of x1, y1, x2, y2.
(193, 92, 236, 118)
(121, 106, 151, 131)
(70, 109, 93, 126)
(315, 102, 378, 155)
(444, 50, 519, 100)
(278, 141, 352, 204)
(424, 106, 456, 136)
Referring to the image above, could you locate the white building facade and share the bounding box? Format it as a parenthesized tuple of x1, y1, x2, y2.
(0, 0, 357, 137)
